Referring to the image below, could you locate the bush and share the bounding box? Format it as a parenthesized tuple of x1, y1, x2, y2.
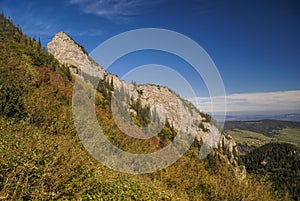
(0, 82, 25, 118)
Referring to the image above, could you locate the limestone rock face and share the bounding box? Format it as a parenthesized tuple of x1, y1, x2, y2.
(47, 32, 106, 79)
(136, 84, 199, 135)
(107, 79, 207, 141)
(219, 134, 247, 179)
(47, 32, 246, 178)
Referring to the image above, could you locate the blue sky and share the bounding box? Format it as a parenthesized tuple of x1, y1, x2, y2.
(1, 0, 299, 113)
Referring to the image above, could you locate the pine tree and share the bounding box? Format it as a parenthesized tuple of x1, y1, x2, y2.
(38, 37, 42, 48)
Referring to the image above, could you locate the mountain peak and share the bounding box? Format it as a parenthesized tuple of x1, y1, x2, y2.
(53, 31, 71, 39)
(47, 32, 106, 79)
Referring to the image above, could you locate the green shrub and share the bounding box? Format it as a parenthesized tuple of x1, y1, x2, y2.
(0, 82, 25, 118)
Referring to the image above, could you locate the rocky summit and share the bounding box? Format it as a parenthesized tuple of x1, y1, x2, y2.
(47, 32, 106, 79)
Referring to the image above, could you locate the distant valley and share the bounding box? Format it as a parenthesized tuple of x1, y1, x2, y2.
(223, 119, 300, 154)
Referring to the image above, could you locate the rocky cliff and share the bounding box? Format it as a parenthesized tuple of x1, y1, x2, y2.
(47, 32, 106, 79)
(47, 32, 246, 178)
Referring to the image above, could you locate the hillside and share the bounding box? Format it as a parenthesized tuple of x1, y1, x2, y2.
(0, 13, 288, 200)
(242, 142, 300, 200)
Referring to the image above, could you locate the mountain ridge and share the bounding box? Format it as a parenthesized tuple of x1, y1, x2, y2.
(222, 113, 300, 122)
(47, 31, 246, 176)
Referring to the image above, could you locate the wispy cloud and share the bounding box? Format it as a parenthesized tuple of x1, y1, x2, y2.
(189, 90, 300, 113)
(21, 18, 59, 37)
(68, 0, 163, 21)
(67, 28, 103, 37)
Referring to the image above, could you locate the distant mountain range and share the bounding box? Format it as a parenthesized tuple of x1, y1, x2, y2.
(213, 113, 300, 122)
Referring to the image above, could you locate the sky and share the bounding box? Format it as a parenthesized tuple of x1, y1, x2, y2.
(0, 0, 299, 114)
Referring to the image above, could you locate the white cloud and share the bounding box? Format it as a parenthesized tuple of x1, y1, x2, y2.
(188, 90, 300, 113)
(68, 0, 164, 20)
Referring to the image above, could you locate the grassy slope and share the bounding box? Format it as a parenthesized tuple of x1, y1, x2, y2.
(0, 13, 286, 200)
(275, 128, 300, 145)
(0, 14, 180, 200)
(226, 129, 273, 144)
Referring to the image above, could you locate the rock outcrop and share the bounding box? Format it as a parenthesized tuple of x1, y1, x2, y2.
(47, 32, 246, 179)
(47, 32, 106, 79)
